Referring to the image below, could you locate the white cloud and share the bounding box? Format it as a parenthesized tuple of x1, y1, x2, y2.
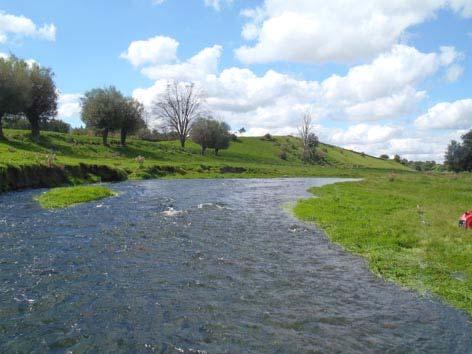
(329, 124, 402, 145)
(415, 99, 472, 129)
(235, 0, 472, 64)
(58, 93, 82, 118)
(120, 35, 179, 67)
(151, 0, 166, 4)
(142, 45, 222, 81)
(319, 44, 461, 121)
(0, 11, 56, 43)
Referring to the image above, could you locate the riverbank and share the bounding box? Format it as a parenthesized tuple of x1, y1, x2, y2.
(294, 172, 472, 316)
(0, 129, 409, 193)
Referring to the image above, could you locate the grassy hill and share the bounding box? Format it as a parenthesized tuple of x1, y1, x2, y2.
(0, 129, 409, 191)
(0, 129, 408, 169)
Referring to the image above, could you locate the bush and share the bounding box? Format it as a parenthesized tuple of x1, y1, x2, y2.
(261, 133, 273, 141)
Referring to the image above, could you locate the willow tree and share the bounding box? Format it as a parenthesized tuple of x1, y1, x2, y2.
(81, 87, 124, 146)
(0, 56, 31, 139)
(24, 63, 58, 142)
(119, 98, 146, 146)
(153, 81, 204, 148)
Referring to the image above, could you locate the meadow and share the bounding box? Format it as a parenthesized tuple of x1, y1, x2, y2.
(294, 172, 472, 316)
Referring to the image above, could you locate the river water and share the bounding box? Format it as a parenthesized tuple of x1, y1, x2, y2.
(0, 178, 471, 353)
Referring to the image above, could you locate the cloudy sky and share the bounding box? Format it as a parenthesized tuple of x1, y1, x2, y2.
(1, 0, 471, 161)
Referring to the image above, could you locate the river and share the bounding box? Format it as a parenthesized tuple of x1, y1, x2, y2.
(0, 178, 471, 353)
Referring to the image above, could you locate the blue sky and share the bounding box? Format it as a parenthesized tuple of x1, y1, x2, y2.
(1, 0, 471, 161)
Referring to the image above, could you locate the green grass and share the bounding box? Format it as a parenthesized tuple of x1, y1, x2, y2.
(294, 172, 472, 315)
(0, 130, 409, 180)
(36, 185, 116, 208)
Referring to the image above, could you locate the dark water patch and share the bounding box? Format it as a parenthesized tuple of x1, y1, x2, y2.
(0, 178, 471, 353)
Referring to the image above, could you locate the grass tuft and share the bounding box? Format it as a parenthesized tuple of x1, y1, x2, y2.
(36, 185, 116, 209)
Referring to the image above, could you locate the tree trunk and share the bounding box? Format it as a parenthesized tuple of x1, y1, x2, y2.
(215, 148, 219, 156)
(30, 119, 40, 143)
(180, 135, 186, 148)
(120, 129, 127, 146)
(201, 146, 206, 155)
(102, 129, 109, 146)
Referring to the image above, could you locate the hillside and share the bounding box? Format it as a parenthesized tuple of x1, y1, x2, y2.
(0, 129, 409, 191)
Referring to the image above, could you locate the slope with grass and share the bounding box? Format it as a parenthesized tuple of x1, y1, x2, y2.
(294, 172, 472, 316)
(0, 130, 408, 189)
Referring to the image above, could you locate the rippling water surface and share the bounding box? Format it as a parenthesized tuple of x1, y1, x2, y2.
(0, 178, 471, 353)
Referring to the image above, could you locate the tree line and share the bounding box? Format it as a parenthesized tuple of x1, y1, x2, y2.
(0, 56, 233, 153)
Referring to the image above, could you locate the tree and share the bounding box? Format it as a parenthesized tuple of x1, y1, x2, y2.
(24, 63, 58, 142)
(238, 127, 246, 134)
(191, 117, 215, 155)
(81, 87, 124, 146)
(0, 56, 31, 139)
(393, 154, 401, 163)
(214, 121, 231, 155)
(119, 98, 146, 146)
(298, 112, 319, 162)
(190, 118, 231, 155)
(380, 154, 389, 159)
(444, 131, 472, 172)
(152, 81, 204, 148)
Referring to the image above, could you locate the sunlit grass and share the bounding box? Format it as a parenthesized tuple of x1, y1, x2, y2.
(36, 185, 115, 209)
(294, 172, 472, 315)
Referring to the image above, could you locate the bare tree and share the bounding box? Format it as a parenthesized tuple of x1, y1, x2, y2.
(152, 81, 204, 148)
(298, 111, 319, 162)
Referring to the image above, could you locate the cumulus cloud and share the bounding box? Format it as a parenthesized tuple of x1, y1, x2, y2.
(0, 11, 56, 43)
(142, 45, 222, 81)
(58, 93, 82, 118)
(415, 99, 472, 129)
(235, 0, 472, 64)
(120, 35, 179, 67)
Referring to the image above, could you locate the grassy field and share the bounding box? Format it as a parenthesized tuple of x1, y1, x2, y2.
(36, 185, 116, 208)
(0, 129, 409, 180)
(294, 172, 472, 316)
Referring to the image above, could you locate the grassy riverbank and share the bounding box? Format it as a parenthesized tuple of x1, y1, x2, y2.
(294, 172, 472, 315)
(36, 185, 116, 208)
(0, 129, 408, 187)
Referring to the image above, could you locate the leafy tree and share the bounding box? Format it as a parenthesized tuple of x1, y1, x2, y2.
(24, 63, 58, 142)
(238, 127, 246, 134)
(81, 87, 124, 146)
(0, 56, 31, 139)
(191, 117, 217, 155)
(393, 154, 401, 163)
(191, 118, 231, 155)
(120, 98, 146, 146)
(380, 154, 389, 159)
(214, 121, 231, 155)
